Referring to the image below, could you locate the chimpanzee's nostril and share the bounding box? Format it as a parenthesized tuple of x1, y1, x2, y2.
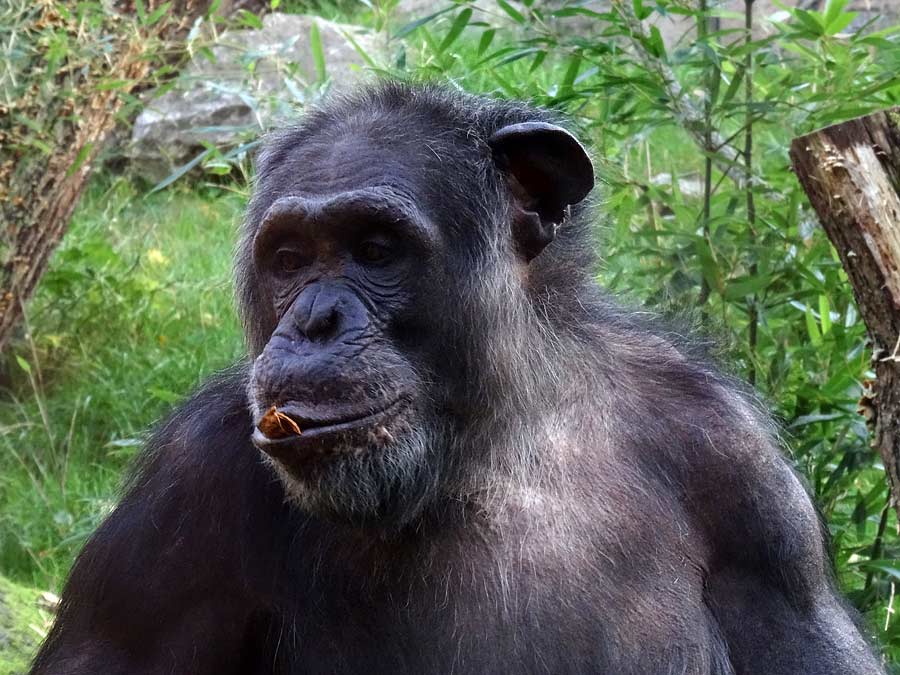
(303, 309, 337, 341)
(301, 302, 338, 342)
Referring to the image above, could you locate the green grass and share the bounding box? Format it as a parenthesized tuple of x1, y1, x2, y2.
(0, 575, 49, 674)
(0, 178, 245, 588)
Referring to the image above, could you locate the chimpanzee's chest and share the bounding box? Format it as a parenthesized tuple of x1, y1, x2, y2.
(251, 507, 728, 675)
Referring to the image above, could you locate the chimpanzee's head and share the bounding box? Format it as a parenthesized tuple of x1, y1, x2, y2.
(238, 83, 594, 527)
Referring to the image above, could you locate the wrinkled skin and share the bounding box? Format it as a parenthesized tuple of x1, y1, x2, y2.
(31, 83, 884, 675)
(245, 175, 447, 523)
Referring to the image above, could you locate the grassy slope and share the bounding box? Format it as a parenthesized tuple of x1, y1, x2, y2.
(0, 178, 244, 588)
(0, 576, 50, 674)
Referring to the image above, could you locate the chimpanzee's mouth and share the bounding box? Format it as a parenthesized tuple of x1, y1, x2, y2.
(250, 398, 407, 462)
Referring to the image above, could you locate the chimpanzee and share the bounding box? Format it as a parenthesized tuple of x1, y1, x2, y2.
(31, 82, 882, 674)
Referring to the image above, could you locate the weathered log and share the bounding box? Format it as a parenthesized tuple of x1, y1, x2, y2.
(790, 109, 900, 508)
(0, 1, 223, 353)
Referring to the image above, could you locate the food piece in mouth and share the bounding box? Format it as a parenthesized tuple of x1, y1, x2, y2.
(257, 406, 302, 439)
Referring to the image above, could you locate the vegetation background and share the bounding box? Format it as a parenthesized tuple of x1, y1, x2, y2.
(1, 0, 899, 670)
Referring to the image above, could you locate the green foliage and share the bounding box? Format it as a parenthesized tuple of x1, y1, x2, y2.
(0, 576, 49, 674)
(0, 180, 243, 585)
(0, 2, 121, 206)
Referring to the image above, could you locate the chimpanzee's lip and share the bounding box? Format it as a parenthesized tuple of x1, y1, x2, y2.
(250, 398, 406, 460)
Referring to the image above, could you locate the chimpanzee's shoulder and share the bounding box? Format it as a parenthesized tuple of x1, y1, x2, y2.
(595, 319, 818, 526)
(624, 351, 829, 587)
(122, 362, 264, 496)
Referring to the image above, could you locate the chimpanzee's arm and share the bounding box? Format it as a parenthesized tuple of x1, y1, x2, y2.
(30, 369, 274, 675)
(699, 436, 884, 674)
(706, 564, 883, 674)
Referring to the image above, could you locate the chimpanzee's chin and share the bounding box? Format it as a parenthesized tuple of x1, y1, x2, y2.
(259, 415, 440, 528)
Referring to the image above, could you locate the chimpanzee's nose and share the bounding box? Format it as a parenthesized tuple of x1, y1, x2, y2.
(294, 286, 340, 343)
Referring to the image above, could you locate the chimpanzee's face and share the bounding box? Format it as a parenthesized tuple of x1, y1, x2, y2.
(247, 133, 450, 526)
(243, 99, 592, 527)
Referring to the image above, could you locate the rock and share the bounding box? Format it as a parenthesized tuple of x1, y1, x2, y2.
(648, 0, 898, 46)
(129, 14, 381, 183)
(397, 1, 898, 48)
(0, 576, 51, 675)
(650, 173, 705, 200)
(395, 0, 442, 17)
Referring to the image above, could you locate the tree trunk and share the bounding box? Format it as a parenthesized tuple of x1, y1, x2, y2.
(0, 1, 224, 353)
(790, 109, 900, 510)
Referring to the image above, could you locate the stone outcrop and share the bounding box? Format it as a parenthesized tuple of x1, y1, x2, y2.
(129, 13, 381, 182)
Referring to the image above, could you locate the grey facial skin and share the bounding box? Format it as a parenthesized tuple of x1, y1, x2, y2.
(31, 82, 883, 675)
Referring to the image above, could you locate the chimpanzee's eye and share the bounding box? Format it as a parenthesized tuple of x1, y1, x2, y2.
(273, 248, 305, 276)
(356, 240, 391, 265)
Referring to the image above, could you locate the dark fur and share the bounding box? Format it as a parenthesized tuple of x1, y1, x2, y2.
(31, 82, 882, 674)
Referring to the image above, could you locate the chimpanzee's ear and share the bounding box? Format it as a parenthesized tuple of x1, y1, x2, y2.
(489, 121, 594, 261)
